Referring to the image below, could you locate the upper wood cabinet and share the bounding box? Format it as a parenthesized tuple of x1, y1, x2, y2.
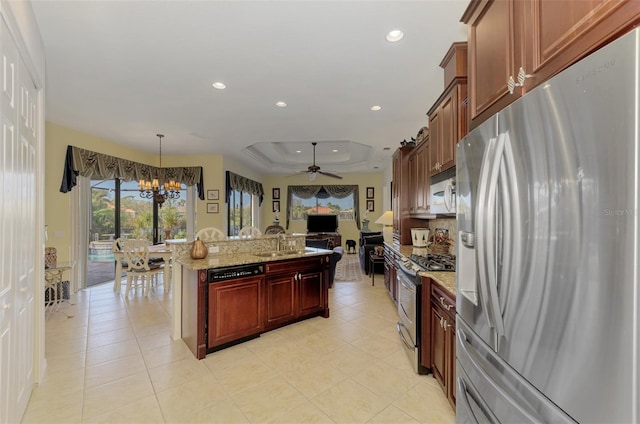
(392, 146, 425, 245)
(408, 138, 430, 215)
(462, 0, 640, 130)
(428, 79, 467, 176)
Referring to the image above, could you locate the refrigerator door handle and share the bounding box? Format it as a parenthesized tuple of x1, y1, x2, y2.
(458, 329, 539, 422)
(478, 134, 507, 349)
(457, 376, 498, 424)
(476, 136, 498, 337)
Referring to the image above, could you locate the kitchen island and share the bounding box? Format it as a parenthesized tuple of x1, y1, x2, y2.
(175, 238, 333, 359)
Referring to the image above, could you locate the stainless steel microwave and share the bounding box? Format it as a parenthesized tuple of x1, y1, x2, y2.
(430, 177, 456, 215)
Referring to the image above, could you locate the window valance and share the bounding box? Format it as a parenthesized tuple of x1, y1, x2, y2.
(225, 171, 264, 205)
(285, 185, 361, 230)
(59, 145, 205, 199)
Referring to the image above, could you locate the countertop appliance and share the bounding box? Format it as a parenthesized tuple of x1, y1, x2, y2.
(408, 253, 455, 272)
(430, 176, 456, 215)
(456, 29, 640, 423)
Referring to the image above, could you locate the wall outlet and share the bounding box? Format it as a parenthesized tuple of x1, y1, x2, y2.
(208, 246, 219, 254)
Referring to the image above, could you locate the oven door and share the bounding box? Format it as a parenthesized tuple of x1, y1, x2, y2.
(396, 263, 419, 372)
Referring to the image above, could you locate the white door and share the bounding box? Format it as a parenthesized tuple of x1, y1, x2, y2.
(0, 16, 38, 424)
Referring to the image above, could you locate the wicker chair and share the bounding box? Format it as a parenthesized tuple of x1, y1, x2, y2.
(195, 227, 226, 242)
(124, 239, 164, 296)
(238, 226, 262, 238)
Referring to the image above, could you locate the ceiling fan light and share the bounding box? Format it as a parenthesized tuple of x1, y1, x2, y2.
(309, 172, 317, 181)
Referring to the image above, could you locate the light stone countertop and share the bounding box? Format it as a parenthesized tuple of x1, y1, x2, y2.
(176, 247, 333, 271)
(391, 243, 456, 298)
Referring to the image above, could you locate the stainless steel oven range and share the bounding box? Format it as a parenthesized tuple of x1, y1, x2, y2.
(396, 259, 428, 375)
(397, 253, 456, 375)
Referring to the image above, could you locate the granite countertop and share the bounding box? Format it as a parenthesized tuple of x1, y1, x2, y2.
(176, 247, 333, 271)
(389, 243, 456, 298)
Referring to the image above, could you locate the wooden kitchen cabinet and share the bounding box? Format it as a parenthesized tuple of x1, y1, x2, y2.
(392, 146, 425, 245)
(208, 275, 265, 348)
(430, 280, 456, 408)
(427, 78, 467, 176)
(462, 0, 640, 130)
(383, 244, 400, 302)
(264, 256, 328, 330)
(408, 139, 430, 216)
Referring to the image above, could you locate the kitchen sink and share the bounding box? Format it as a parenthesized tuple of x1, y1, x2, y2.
(253, 251, 291, 258)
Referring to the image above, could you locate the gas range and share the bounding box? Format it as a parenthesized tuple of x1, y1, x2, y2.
(408, 253, 456, 272)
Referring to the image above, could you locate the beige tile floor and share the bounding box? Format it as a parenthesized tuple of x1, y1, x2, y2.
(23, 268, 456, 423)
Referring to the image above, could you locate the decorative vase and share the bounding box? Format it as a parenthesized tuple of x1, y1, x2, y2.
(190, 238, 208, 259)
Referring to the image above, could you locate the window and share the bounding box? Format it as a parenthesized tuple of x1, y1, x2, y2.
(291, 189, 355, 221)
(90, 178, 187, 244)
(227, 189, 254, 236)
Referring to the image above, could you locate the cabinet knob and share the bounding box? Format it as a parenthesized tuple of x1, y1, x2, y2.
(507, 67, 532, 94)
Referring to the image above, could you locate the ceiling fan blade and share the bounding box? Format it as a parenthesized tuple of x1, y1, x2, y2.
(318, 170, 343, 179)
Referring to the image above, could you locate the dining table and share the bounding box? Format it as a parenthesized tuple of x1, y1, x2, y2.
(113, 243, 173, 294)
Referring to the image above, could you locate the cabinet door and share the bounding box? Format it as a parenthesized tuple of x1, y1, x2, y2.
(525, 0, 640, 90)
(439, 88, 459, 173)
(298, 270, 324, 317)
(428, 112, 440, 176)
(431, 304, 447, 389)
(465, 0, 524, 129)
(265, 274, 296, 329)
(415, 141, 429, 212)
(446, 320, 457, 407)
(408, 151, 418, 213)
(208, 276, 264, 348)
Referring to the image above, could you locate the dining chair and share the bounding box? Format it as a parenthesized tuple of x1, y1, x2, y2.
(264, 224, 285, 235)
(124, 239, 164, 296)
(195, 227, 226, 242)
(238, 226, 262, 238)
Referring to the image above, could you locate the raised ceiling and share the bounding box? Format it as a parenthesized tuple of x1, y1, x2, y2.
(31, 0, 468, 175)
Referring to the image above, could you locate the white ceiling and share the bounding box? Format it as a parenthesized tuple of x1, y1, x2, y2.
(31, 0, 469, 176)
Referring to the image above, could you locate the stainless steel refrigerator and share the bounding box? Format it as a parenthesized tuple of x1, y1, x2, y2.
(456, 28, 640, 423)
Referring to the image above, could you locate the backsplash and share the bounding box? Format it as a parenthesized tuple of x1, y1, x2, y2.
(430, 217, 456, 237)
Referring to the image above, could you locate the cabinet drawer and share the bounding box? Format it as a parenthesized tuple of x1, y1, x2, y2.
(431, 282, 455, 318)
(265, 256, 326, 274)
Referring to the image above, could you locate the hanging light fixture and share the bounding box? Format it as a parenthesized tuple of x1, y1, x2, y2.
(138, 134, 180, 207)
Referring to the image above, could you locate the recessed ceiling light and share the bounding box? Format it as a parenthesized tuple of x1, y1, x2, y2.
(370, 105, 382, 111)
(212, 82, 226, 90)
(332, 149, 338, 153)
(276, 101, 287, 107)
(295, 150, 302, 153)
(386, 30, 404, 43)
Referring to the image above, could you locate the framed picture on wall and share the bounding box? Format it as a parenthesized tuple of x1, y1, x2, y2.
(207, 203, 219, 214)
(207, 189, 219, 201)
(272, 188, 280, 199)
(366, 200, 374, 212)
(366, 187, 374, 199)
(273, 200, 280, 213)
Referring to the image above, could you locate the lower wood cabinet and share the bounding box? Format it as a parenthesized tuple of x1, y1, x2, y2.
(383, 244, 399, 302)
(182, 255, 330, 359)
(208, 275, 265, 348)
(430, 280, 456, 409)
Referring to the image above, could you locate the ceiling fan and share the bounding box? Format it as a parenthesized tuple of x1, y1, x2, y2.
(299, 142, 343, 180)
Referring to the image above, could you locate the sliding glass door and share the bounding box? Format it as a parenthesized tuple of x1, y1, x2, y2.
(88, 178, 187, 286)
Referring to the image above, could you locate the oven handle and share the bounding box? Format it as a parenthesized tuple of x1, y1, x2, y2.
(396, 322, 416, 350)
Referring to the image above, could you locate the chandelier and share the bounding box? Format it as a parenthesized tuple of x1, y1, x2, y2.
(138, 134, 180, 207)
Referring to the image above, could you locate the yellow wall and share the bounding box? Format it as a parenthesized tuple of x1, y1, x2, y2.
(45, 121, 386, 259)
(45, 122, 227, 260)
(261, 172, 385, 249)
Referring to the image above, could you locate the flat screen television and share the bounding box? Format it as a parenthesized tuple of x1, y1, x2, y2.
(307, 214, 338, 233)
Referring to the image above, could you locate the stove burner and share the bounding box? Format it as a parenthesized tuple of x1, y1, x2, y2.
(408, 253, 456, 272)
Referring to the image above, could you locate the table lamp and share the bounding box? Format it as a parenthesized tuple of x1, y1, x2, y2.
(375, 210, 394, 245)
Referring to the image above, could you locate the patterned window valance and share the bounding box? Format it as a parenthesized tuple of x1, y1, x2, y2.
(59, 145, 205, 199)
(285, 185, 361, 230)
(225, 171, 265, 205)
